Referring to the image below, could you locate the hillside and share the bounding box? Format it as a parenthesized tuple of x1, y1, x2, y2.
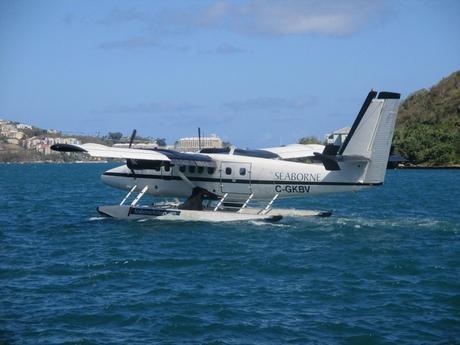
(393, 71, 460, 166)
(0, 120, 162, 163)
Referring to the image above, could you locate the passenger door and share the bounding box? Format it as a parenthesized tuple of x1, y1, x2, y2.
(220, 162, 252, 194)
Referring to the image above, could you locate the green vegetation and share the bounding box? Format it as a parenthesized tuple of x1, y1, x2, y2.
(0, 148, 78, 163)
(155, 138, 167, 147)
(298, 136, 322, 145)
(107, 132, 123, 141)
(393, 71, 460, 166)
(22, 127, 48, 137)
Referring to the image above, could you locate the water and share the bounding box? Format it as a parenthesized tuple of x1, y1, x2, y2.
(1, 164, 459, 344)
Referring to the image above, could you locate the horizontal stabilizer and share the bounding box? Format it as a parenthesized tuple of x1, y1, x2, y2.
(313, 151, 370, 171)
(262, 144, 325, 160)
(313, 152, 340, 171)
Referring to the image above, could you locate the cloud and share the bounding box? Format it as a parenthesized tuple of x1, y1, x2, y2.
(227, 0, 384, 36)
(99, 7, 151, 25)
(97, 102, 202, 114)
(100, 0, 384, 37)
(98, 37, 160, 50)
(220, 0, 382, 36)
(97, 37, 190, 52)
(201, 43, 246, 55)
(222, 96, 318, 111)
(98, 37, 240, 54)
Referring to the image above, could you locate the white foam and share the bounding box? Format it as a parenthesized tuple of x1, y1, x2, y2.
(88, 216, 105, 221)
(249, 220, 290, 228)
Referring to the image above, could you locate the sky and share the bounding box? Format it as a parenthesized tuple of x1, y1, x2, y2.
(0, 0, 459, 148)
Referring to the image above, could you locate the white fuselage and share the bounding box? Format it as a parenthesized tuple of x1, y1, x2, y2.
(101, 153, 377, 202)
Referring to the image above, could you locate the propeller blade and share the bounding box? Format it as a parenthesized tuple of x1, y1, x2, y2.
(129, 129, 137, 148)
(128, 129, 137, 176)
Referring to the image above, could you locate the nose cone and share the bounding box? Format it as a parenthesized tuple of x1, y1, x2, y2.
(101, 164, 133, 190)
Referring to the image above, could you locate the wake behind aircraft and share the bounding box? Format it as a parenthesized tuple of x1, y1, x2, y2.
(52, 90, 400, 222)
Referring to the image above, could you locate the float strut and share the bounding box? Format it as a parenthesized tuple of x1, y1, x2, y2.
(237, 193, 254, 213)
(214, 193, 228, 212)
(130, 185, 149, 207)
(120, 185, 137, 205)
(259, 193, 279, 215)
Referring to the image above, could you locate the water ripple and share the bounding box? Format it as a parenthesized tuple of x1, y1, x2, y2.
(1, 165, 459, 344)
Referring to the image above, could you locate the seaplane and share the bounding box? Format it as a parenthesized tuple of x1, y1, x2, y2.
(52, 90, 400, 222)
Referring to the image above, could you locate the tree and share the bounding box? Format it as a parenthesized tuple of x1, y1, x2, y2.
(108, 132, 123, 141)
(298, 136, 321, 145)
(22, 127, 47, 138)
(392, 70, 460, 166)
(155, 138, 167, 147)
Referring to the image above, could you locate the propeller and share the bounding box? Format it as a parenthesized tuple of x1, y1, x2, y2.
(129, 129, 137, 148)
(127, 129, 137, 177)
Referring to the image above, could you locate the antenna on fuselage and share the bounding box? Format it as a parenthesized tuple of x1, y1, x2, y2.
(198, 127, 201, 151)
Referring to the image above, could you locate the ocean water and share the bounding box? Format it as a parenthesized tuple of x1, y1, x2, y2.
(1, 163, 459, 345)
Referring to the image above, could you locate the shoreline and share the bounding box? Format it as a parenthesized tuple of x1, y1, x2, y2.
(396, 166, 460, 170)
(1, 161, 459, 169)
(0, 160, 110, 164)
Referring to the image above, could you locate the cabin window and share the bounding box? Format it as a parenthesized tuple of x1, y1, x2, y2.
(197, 166, 204, 174)
(239, 167, 246, 176)
(179, 166, 186, 173)
(189, 166, 196, 173)
(225, 167, 232, 175)
(207, 167, 215, 174)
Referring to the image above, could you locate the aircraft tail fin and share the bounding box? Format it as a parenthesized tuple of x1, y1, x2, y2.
(338, 90, 400, 183)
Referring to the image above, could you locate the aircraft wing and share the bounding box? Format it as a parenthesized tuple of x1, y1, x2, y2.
(51, 143, 171, 161)
(51, 143, 215, 167)
(262, 144, 325, 160)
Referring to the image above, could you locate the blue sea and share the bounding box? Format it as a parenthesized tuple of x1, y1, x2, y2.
(1, 164, 459, 344)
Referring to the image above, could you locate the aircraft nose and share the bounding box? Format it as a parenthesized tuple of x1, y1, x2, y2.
(101, 165, 133, 189)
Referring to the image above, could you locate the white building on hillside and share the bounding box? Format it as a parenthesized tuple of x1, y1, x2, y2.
(2, 130, 24, 140)
(326, 127, 350, 146)
(23, 136, 80, 155)
(17, 123, 32, 130)
(175, 134, 223, 152)
(0, 123, 16, 134)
